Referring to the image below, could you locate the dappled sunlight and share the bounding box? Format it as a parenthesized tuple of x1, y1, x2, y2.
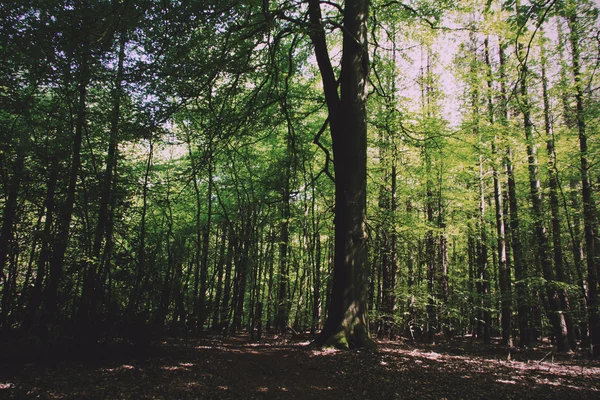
(160, 362, 195, 371)
(311, 385, 334, 391)
(495, 379, 517, 384)
(100, 364, 136, 373)
(160, 365, 181, 371)
(2, 335, 599, 399)
(377, 341, 600, 395)
(309, 347, 341, 357)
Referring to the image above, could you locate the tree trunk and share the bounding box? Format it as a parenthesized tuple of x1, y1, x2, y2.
(42, 35, 90, 331)
(197, 145, 213, 331)
(477, 153, 491, 344)
(469, 35, 490, 344)
(309, 0, 374, 349)
(77, 31, 126, 340)
(518, 33, 570, 352)
(211, 225, 227, 330)
(0, 146, 25, 327)
(231, 211, 252, 333)
(485, 37, 512, 347)
(22, 159, 59, 331)
(219, 227, 235, 331)
(275, 162, 291, 333)
(541, 39, 576, 351)
(426, 149, 437, 342)
(500, 43, 530, 347)
(568, 12, 600, 356)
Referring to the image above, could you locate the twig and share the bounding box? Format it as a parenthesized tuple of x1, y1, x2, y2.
(538, 350, 553, 364)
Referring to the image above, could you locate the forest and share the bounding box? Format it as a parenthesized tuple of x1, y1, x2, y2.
(2, 0, 600, 388)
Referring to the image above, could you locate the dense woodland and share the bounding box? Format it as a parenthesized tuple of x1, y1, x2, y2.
(1, 0, 600, 357)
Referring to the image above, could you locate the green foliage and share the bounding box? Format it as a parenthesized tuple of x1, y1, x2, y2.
(0, 0, 598, 352)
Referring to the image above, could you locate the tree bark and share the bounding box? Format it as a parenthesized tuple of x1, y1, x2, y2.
(42, 30, 90, 331)
(0, 146, 25, 328)
(541, 39, 576, 351)
(500, 42, 531, 347)
(197, 143, 213, 331)
(485, 37, 512, 347)
(518, 30, 570, 352)
(309, 0, 374, 349)
(77, 31, 126, 339)
(568, 12, 600, 356)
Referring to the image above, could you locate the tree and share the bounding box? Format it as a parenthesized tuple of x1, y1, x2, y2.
(306, 0, 374, 349)
(566, 1, 600, 356)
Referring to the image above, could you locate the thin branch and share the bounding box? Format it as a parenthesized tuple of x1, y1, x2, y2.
(313, 117, 335, 183)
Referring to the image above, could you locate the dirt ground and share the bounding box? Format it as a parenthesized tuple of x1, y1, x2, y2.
(1, 333, 599, 399)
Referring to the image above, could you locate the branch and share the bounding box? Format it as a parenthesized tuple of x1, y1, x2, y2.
(379, 1, 438, 29)
(307, 0, 341, 112)
(313, 117, 335, 183)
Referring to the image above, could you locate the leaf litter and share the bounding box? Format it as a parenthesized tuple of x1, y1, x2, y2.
(1, 334, 598, 399)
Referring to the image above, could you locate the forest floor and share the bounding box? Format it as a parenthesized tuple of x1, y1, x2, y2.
(1, 333, 599, 399)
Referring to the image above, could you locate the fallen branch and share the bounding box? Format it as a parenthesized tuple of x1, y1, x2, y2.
(538, 350, 553, 364)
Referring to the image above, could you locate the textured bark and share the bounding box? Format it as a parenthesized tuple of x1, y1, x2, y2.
(541, 42, 576, 351)
(568, 13, 600, 356)
(42, 33, 90, 330)
(22, 159, 58, 331)
(78, 31, 126, 339)
(425, 151, 437, 342)
(310, 180, 322, 334)
(485, 37, 511, 347)
(469, 35, 490, 344)
(518, 38, 570, 352)
(274, 147, 291, 333)
(309, 0, 374, 349)
(211, 226, 227, 330)
(197, 146, 213, 331)
(129, 137, 153, 318)
(477, 153, 491, 345)
(500, 43, 530, 347)
(219, 228, 235, 331)
(0, 147, 25, 327)
(231, 211, 252, 333)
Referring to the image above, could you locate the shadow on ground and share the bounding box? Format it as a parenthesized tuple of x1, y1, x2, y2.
(1, 334, 599, 399)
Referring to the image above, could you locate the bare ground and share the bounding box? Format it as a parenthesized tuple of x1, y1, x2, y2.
(1, 334, 599, 399)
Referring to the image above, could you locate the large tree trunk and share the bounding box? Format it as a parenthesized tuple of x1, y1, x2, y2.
(485, 37, 512, 347)
(477, 153, 491, 344)
(22, 159, 58, 332)
(0, 146, 25, 328)
(469, 34, 490, 344)
(274, 150, 291, 334)
(518, 32, 570, 352)
(541, 40, 576, 351)
(41, 38, 90, 332)
(231, 210, 252, 333)
(197, 144, 213, 331)
(131, 137, 153, 318)
(425, 147, 437, 342)
(219, 227, 235, 331)
(77, 31, 126, 340)
(499, 43, 530, 347)
(211, 225, 227, 330)
(309, 0, 374, 349)
(568, 12, 600, 356)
